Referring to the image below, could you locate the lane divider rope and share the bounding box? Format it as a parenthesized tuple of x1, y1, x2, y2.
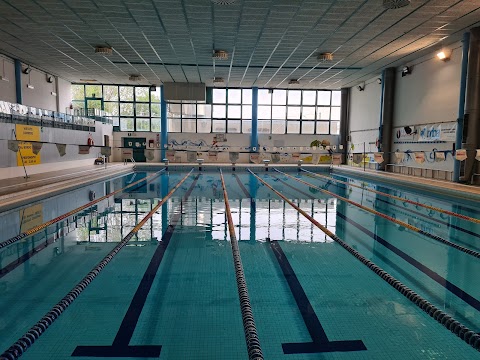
(301, 168, 480, 224)
(220, 170, 264, 360)
(248, 169, 480, 353)
(0, 170, 165, 251)
(276, 169, 480, 259)
(0, 169, 194, 360)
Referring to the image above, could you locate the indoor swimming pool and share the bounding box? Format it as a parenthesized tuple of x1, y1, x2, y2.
(0, 168, 479, 359)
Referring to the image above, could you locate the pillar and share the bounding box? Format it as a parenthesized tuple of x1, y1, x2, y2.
(378, 68, 396, 170)
(14, 59, 22, 104)
(251, 87, 258, 150)
(160, 85, 168, 159)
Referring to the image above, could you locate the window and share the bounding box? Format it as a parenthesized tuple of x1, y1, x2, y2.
(71, 85, 163, 132)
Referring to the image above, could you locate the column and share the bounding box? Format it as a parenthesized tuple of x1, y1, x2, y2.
(339, 88, 350, 164)
(14, 59, 22, 104)
(160, 85, 168, 159)
(251, 87, 258, 150)
(378, 67, 396, 170)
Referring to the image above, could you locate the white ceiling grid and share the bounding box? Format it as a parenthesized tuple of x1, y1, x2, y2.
(0, 0, 479, 89)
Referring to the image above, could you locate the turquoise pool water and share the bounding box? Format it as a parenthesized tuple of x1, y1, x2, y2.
(0, 169, 479, 359)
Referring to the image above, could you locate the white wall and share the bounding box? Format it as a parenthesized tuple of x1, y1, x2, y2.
(0, 57, 16, 103)
(0, 54, 71, 112)
(348, 76, 382, 160)
(112, 131, 340, 164)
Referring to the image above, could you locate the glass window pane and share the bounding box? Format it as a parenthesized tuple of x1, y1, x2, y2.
(120, 86, 134, 101)
(302, 121, 315, 134)
(168, 103, 181, 118)
(103, 86, 118, 101)
(136, 118, 150, 131)
(272, 106, 286, 120)
(331, 107, 341, 120)
(213, 105, 226, 118)
(330, 121, 340, 135)
(213, 89, 226, 103)
(197, 104, 211, 118)
(272, 90, 287, 105)
(213, 120, 226, 132)
(104, 102, 119, 116)
(303, 91, 316, 105)
(316, 122, 329, 134)
(228, 89, 241, 104)
(302, 106, 315, 120)
(228, 105, 241, 118)
(168, 118, 181, 132)
(332, 91, 341, 106)
(243, 89, 252, 104)
(151, 87, 161, 102)
(272, 120, 285, 134)
(242, 120, 251, 133)
(120, 118, 134, 131)
(85, 85, 102, 98)
(287, 121, 300, 134)
(258, 120, 271, 134)
(287, 106, 301, 119)
(317, 91, 331, 105)
(242, 105, 252, 119)
(198, 119, 211, 133)
(182, 103, 196, 118)
(183, 119, 196, 133)
(111, 117, 119, 126)
(120, 103, 134, 116)
(136, 103, 150, 117)
(135, 87, 149, 101)
(258, 105, 271, 119)
(288, 90, 301, 105)
(151, 118, 161, 132)
(317, 107, 330, 120)
(72, 85, 85, 100)
(151, 104, 160, 117)
(227, 120, 241, 133)
(258, 89, 271, 105)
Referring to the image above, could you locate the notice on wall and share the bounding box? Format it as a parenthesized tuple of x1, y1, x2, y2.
(16, 124, 41, 166)
(19, 204, 43, 233)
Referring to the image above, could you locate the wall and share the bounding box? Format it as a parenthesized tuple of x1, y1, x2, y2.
(112, 131, 340, 164)
(347, 42, 463, 174)
(0, 54, 71, 112)
(348, 76, 382, 164)
(0, 56, 15, 103)
(0, 122, 113, 179)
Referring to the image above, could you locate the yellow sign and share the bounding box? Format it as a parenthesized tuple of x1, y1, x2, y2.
(16, 125, 41, 166)
(19, 204, 43, 233)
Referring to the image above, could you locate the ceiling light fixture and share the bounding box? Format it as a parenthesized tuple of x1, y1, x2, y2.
(129, 74, 141, 81)
(212, 50, 229, 60)
(383, 0, 411, 9)
(213, 77, 224, 84)
(317, 52, 333, 62)
(437, 49, 452, 61)
(95, 46, 113, 55)
(288, 79, 300, 85)
(79, 79, 98, 83)
(211, 0, 237, 5)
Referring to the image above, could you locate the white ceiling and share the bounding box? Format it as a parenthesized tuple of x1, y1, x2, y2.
(0, 0, 479, 89)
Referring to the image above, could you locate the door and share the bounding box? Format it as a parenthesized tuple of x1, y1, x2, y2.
(123, 137, 146, 162)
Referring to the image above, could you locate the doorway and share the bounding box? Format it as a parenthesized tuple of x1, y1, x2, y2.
(123, 137, 146, 162)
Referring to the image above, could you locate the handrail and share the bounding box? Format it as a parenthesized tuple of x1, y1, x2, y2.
(275, 169, 480, 259)
(248, 169, 480, 353)
(0, 169, 193, 360)
(219, 170, 264, 360)
(0, 170, 165, 250)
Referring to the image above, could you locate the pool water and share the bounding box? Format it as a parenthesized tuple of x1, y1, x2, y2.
(0, 169, 479, 359)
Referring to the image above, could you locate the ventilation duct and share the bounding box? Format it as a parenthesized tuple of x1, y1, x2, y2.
(129, 74, 141, 81)
(383, 0, 410, 9)
(211, 0, 237, 5)
(163, 82, 206, 101)
(213, 77, 225, 84)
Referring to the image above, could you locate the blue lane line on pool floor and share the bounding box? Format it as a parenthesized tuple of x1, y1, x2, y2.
(268, 239, 367, 354)
(337, 213, 480, 312)
(72, 175, 199, 358)
(238, 173, 366, 354)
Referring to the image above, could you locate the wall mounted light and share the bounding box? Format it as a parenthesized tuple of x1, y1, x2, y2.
(0, 59, 9, 82)
(46, 75, 54, 83)
(401, 66, 411, 77)
(376, 78, 382, 85)
(436, 49, 452, 61)
(23, 66, 31, 74)
(357, 84, 365, 91)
